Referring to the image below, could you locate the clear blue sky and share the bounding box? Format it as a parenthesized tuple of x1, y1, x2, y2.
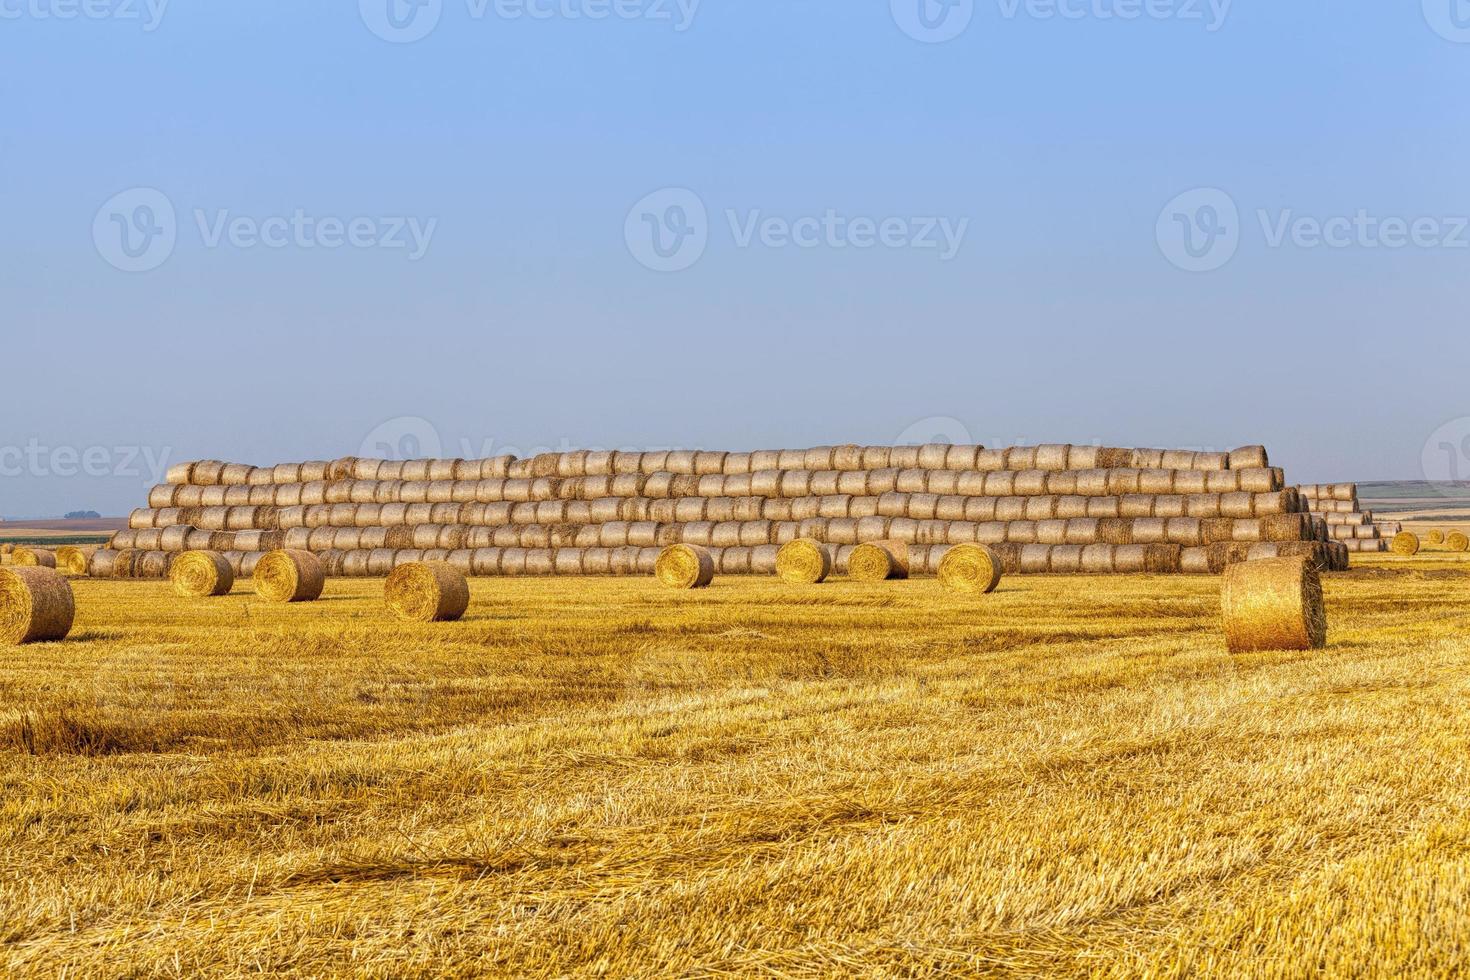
(4, 1, 1470, 516)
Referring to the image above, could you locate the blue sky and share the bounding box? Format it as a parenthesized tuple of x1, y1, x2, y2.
(4, 1, 1470, 516)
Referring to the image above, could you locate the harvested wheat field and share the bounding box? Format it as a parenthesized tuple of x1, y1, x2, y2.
(3, 552, 1470, 976)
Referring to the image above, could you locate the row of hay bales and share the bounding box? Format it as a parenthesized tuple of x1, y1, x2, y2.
(1, 545, 99, 575)
(110, 514, 1324, 553)
(143, 468, 1288, 510)
(98, 444, 1324, 578)
(1294, 483, 1392, 552)
(86, 539, 1347, 580)
(166, 444, 1270, 487)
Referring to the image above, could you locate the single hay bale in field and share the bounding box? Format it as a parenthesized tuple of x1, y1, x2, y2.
(1392, 531, 1421, 556)
(1448, 532, 1469, 552)
(1427, 530, 1446, 546)
(938, 544, 1003, 594)
(385, 562, 470, 622)
(170, 551, 234, 597)
(849, 540, 910, 581)
(655, 544, 715, 589)
(0, 567, 75, 645)
(55, 546, 99, 575)
(1220, 557, 1327, 653)
(12, 548, 57, 569)
(776, 538, 832, 584)
(253, 550, 325, 603)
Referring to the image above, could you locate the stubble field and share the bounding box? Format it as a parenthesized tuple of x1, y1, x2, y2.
(3, 554, 1470, 977)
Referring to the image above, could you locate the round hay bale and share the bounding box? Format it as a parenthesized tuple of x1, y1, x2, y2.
(385, 562, 470, 622)
(253, 550, 325, 603)
(0, 567, 75, 645)
(1220, 556, 1327, 653)
(55, 546, 99, 576)
(776, 539, 831, 584)
(1392, 532, 1420, 556)
(1427, 530, 1446, 546)
(171, 551, 235, 597)
(87, 550, 118, 577)
(12, 548, 56, 569)
(655, 544, 714, 589)
(937, 544, 1003, 594)
(849, 541, 909, 582)
(1448, 532, 1469, 553)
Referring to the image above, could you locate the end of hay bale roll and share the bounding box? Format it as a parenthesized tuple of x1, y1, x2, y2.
(1448, 531, 1469, 553)
(849, 540, 910, 582)
(938, 543, 1003, 595)
(171, 551, 236, 598)
(55, 546, 98, 576)
(654, 544, 715, 590)
(1427, 530, 1446, 546)
(252, 550, 326, 603)
(775, 538, 832, 584)
(11, 548, 57, 569)
(1391, 531, 1420, 556)
(1220, 556, 1326, 654)
(0, 566, 75, 645)
(384, 561, 470, 622)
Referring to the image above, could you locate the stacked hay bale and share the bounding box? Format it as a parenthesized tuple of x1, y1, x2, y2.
(1294, 484, 1392, 553)
(93, 443, 1342, 578)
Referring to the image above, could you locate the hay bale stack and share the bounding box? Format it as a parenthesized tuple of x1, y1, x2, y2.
(1220, 557, 1327, 653)
(775, 538, 832, 584)
(937, 543, 1003, 594)
(0, 567, 75, 645)
(12, 548, 56, 569)
(385, 562, 470, 622)
(253, 550, 325, 603)
(849, 541, 909, 581)
(655, 544, 715, 589)
(170, 551, 235, 597)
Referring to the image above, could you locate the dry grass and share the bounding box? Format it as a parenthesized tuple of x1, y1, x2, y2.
(2, 554, 1470, 976)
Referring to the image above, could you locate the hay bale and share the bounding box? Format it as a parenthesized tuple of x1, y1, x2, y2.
(937, 543, 1003, 594)
(1392, 532, 1421, 556)
(0, 567, 75, 645)
(12, 548, 56, 569)
(55, 546, 99, 576)
(849, 541, 909, 581)
(1448, 532, 1470, 553)
(88, 550, 118, 577)
(1427, 530, 1446, 546)
(1220, 557, 1327, 653)
(655, 544, 715, 589)
(253, 550, 325, 603)
(1229, 445, 1269, 469)
(776, 538, 832, 584)
(171, 551, 235, 597)
(385, 562, 470, 622)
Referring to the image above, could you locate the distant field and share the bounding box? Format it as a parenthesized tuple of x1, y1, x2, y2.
(0, 518, 125, 548)
(3, 558, 1470, 975)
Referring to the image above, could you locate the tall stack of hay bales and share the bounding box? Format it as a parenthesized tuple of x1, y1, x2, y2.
(1294, 484, 1392, 553)
(92, 443, 1345, 578)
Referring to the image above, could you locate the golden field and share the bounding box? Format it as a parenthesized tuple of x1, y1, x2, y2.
(3, 555, 1470, 977)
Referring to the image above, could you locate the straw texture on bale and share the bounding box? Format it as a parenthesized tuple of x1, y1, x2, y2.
(12, 548, 56, 569)
(1220, 556, 1327, 654)
(775, 538, 832, 584)
(849, 541, 910, 582)
(1391, 532, 1420, 556)
(253, 550, 325, 603)
(655, 544, 715, 590)
(384, 562, 470, 622)
(937, 543, 1003, 595)
(171, 551, 235, 597)
(0, 566, 75, 645)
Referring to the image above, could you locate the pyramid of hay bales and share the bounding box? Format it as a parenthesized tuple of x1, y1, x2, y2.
(1292, 484, 1392, 553)
(92, 443, 1347, 580)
